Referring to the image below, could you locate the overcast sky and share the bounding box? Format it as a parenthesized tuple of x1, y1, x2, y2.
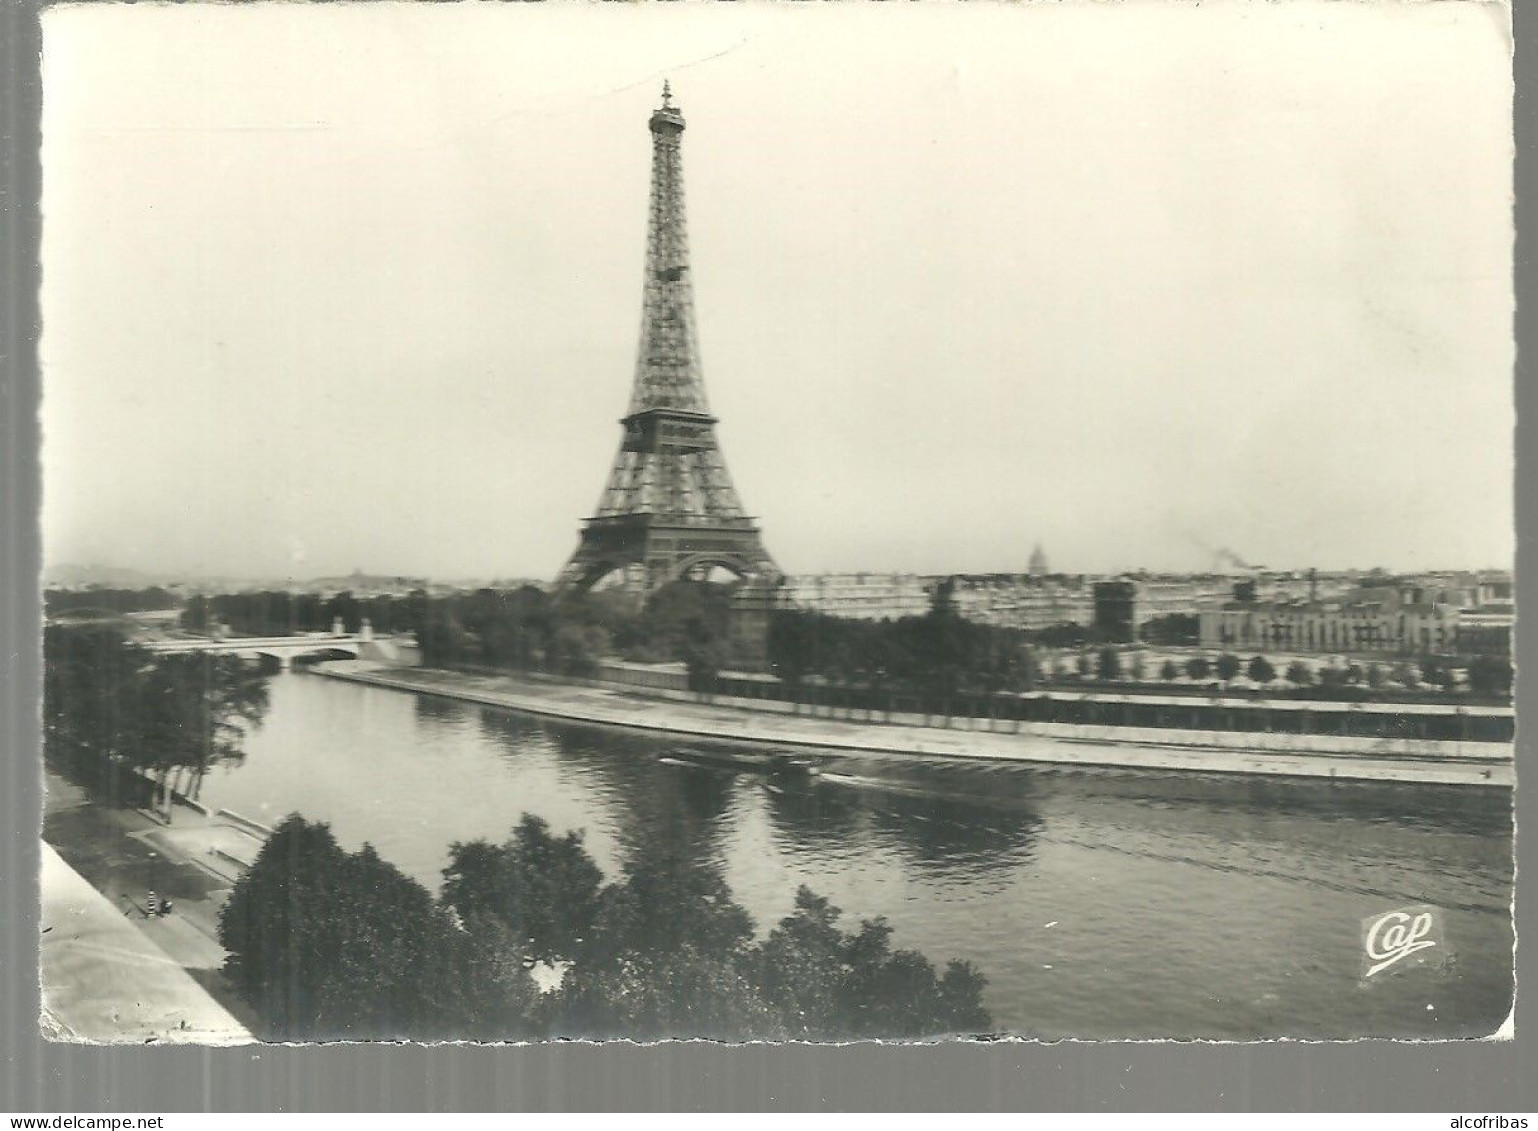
(40, 1, 1514, 582)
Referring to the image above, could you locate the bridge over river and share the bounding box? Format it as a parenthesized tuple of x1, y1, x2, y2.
(142, 627, 409, 670)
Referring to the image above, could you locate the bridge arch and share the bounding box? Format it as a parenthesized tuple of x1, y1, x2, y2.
(250, 643, 360, 661)
(240, 644, 361, 671)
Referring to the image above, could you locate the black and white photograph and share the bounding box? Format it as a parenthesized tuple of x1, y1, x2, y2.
(33, 0, 1515, 1045)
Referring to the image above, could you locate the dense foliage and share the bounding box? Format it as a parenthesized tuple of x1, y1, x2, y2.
(1138, 613, 1200, 646)
(221, 814, 995, 1042)
(182, 589, 424, 636)
(188, 582, 741, 682)
(45, 587, 179, 617)
(1466, 653, 1514, 696)
(174, 578, 1510, 705)
(219, 816, 541, 1041)
(414, 581, 742, 683)
(447, 816, 995, 1039)
(43, 624, 269, 811)
(767, 598, 1041, 699)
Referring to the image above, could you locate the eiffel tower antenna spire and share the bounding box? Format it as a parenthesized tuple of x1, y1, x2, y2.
(554, 88, 779, 600)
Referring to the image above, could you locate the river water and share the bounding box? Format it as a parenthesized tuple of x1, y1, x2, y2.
(196, 671, 1513, 1040)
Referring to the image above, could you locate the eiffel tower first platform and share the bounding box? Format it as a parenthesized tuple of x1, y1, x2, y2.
(554, 85, 781, 603)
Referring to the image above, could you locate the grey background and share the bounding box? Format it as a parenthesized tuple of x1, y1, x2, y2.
(2, 0, 1532, 1112)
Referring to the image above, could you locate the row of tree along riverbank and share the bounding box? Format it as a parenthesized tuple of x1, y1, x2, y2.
(43, 623, 270, 815)
(602, 666, 1514, 745)
(178, 580, 1512, 704)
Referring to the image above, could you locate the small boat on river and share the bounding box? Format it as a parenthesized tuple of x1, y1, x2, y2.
(658, 746, 825, 778)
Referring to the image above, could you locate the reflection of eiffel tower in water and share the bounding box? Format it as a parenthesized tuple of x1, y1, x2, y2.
(553, 84, 780, 610)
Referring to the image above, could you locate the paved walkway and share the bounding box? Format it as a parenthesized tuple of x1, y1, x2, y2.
(316, 663, 1510, 787)
(42, 770, 270, 1042)
(39, 841, 251, 1044)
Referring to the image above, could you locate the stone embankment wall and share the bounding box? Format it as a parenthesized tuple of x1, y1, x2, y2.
(314, 662, 1513, 787)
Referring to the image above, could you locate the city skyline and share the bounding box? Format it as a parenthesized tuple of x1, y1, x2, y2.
(40, 2, 1514, 582)
(37, 559, 1519, 594)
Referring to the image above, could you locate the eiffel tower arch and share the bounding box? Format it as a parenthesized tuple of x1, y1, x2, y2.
(554, 85, 781, 609)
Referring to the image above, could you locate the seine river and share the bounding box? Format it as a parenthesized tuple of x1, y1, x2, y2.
(197, 670, 1513, 1040)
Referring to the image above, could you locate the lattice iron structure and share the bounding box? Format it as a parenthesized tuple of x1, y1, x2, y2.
(554, 85, 780, 599)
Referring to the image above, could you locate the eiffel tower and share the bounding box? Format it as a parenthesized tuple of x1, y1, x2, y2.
(554, 84, 780, 600)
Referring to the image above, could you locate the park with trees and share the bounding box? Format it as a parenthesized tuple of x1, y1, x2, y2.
(765, 580, 1041, 703)
(188, 581, 737, 685)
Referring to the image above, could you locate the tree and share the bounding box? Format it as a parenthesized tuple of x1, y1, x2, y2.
(462, 827, 993, 1041)
(767, 611, 816, 693)
(227, 809, 996, 1042)
(551, 939, 778, 1042)
(1285, 660, 1314, 687)
(1247, 656, 1275, 686)
(1125, 651, 1147, 681)
(1419, 654, 1456, 691)
(180, 594, 212, 633)
(44, 624, 154, 798)
(135, 652, 269, 814)
(46, 586, 177, 617)
(442, 815, 605, 964)
(323, 591, 363, 635)
(1026, 622, 1095, 650)
(634, 580, 732, 665)
(928, 576, 959, 620)
(1366, 663, 1387, 690)
(1075, 651, 1094, 679)
(546, 622, 610, 678)
(454, 914, 553, 1042)
(1215, 653, 1241, 683)
(989, 632, 1040, 694)
(220, 816, 539, 1041)
(219, 814, 349, 1033)
(1160, 659, 1179, 682)
(1139, 613, 1199, 646)
(415, 601, 474, 668)
(1185, 656, 1211, 682)
(1097, 647, 1122, 681)
(1466, 654, 1512, 698)
(551, 852, 769, 1041)
(594, 853, 756, 963)
(43, 625, 269, 816)
(754, 887, 991, 1040)
(682, 626, 730, 692)
(754, 886, 848, 1037)
(906, 603, 975, 698)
